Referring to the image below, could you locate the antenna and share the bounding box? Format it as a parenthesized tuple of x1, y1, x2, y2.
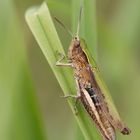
(54, 17, 73, 38)
(76, 6, 83, 36)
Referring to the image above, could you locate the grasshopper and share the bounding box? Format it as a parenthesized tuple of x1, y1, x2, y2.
(55, 7, 131, 140)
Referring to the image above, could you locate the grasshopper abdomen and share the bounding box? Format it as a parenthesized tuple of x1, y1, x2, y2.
(81, 88, 115, 140)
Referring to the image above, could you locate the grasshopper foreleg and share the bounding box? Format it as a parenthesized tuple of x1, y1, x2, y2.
(56, 53, 72, 67)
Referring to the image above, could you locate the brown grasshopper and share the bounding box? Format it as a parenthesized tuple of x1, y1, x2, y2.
(55, 7, 131, 140)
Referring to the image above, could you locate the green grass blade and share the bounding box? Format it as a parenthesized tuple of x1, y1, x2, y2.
(25, 2, 101, 140)
(0, 0, 47, 140)
(71, 0, 97, 59)
(71, 0, 100, 139)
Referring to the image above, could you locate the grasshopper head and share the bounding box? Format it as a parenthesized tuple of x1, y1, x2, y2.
(68, 35, 82, 59)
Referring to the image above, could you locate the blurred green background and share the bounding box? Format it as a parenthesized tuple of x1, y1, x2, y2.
(0, 0, 140, 140)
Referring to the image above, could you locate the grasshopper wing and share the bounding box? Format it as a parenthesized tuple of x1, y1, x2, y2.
(80, 38, 131, 135)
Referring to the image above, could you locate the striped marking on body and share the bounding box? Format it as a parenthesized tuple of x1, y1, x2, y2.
(82, 88, 114, 140)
